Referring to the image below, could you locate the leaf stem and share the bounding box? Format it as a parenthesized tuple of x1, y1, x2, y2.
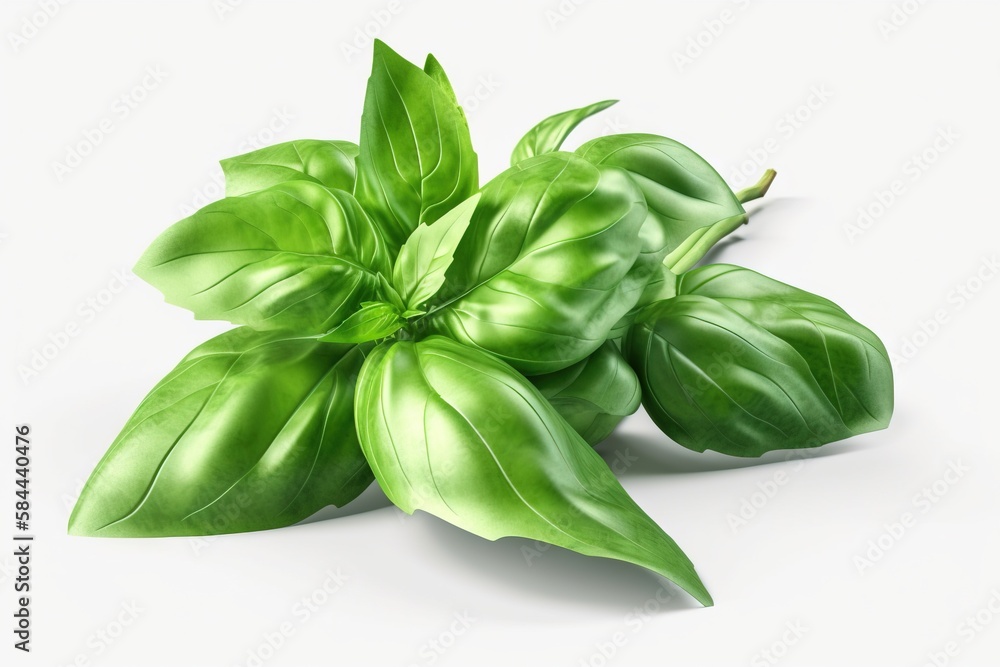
(735, 168, 777, 204)
(663, 213, 748, 274)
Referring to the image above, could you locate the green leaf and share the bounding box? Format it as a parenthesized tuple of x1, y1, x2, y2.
(624, 264, 894, 457)
(355, 41, 479, 251)
(531, 341, 641, 446)
(319, 302, 403, 344)
(511, 99, 617, 166)
(356, 336, 712, 606)
(69, 328, 372, 537)
(576, 133, 744, 262)
(392, 193, 480, 312)
(135, 180, 392, 335)
(608, 263, 679, 340)
(423, 53, 460, 105)
(220, 139, 359, 196)
(424, 152, 649, 375)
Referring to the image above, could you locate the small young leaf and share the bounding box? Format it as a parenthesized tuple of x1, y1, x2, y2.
(220, 139, 359, 196)
(511, 99, 617, 166)
(134, 181, 391, 335)
(356, 336, 712, 606)
(424, 53, 460, 106)
(531, 341, 641, 446)
(355, 41, 479, 251)
(392, 193, 480, 312)
(625, 264, 893, 457)
(69, 328, 372, 537)
(319, 302, 404, 344)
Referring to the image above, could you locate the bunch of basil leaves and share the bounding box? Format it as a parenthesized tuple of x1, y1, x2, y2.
(70, 42, 893, 606)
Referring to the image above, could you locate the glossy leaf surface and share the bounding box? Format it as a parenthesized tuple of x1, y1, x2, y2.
(356, 336, 712, 605)
(135, 181, 392, 335)
(392, 193, 480, 312)
(220, 139, 359, 196)
(425, 152, 649, 374)
(70, 328, 372, 537)
(355, 41, 478, 251)
(319, 302, 403, 344)
(531, 341, 642, 445)
(577, 133, 744, 262)
(625, 265, 893, 457)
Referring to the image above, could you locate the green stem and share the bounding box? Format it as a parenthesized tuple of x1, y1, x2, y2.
(735, 168, 777, 205)
(664, 213, 747, 274)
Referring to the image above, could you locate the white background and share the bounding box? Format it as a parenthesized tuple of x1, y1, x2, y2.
(3, 1, 999, 665)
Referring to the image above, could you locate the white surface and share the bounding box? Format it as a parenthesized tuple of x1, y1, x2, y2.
(3, 1, 999, 665)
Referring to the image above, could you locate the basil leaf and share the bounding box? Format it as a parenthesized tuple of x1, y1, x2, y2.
(356, 336, 712, 606)
(392, 193, 480, 312)
(319, 302, 403, 344)
(577, 133, 744, 261)
(423, 53, 460, 105)
(625, 265, 893, 457)
(135, 180, 392, 335)
(510, 99, 617, 166)
(608, 263, 679, 340)
(220, 139, 359, 196)
(424, 153, 649, 375)
(355, 40, 479, 251)
(531, 341, 641, 446)
(69, 328, 372, 537)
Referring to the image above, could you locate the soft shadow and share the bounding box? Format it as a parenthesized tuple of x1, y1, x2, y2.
(296, 482, 393, 524)
(418, 516, 703, 613)
(596, 432, 856, 476)
(699, 196, 810, 265)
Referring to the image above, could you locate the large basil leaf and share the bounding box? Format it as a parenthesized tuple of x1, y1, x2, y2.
(424, 152, 649, 375)
(576, 133, 745, 262)
(69, 328, 372, 537)
(391, 193, 481, 313)
(220, 139, 359, 196)
(135, 180, 392, 335)
(356, 336, 712, 605)
(510, 99, 617, 166)
(531, 341, 641, 446)
(625, 265, 893, 457)
(354, 40, 478, 252)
